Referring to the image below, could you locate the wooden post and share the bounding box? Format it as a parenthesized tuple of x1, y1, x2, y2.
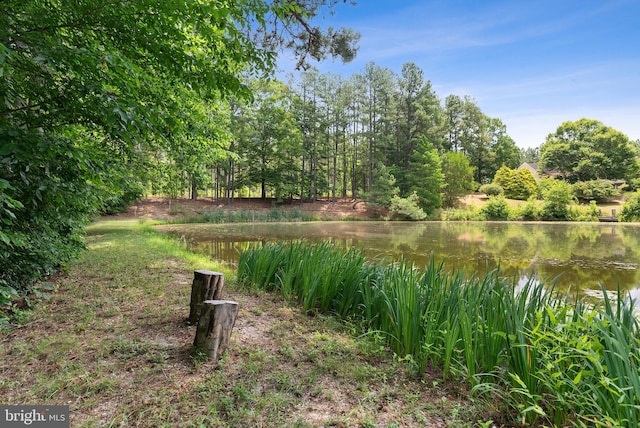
(193, 300, 239, 361)
(189, 270, 224, 325)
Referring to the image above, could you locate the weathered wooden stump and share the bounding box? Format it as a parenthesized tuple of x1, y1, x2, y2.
(189, 270, 224, 324)
(193, 300, 239, 361)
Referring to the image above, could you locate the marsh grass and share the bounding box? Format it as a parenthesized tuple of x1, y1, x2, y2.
(179, 207, 319, 224)
(239, 242, 640, 426)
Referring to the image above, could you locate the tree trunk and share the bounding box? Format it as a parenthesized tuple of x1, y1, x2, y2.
(193, 300, 239, 361)
(191, 177, 198, 200)
(189, 270, 224, 325)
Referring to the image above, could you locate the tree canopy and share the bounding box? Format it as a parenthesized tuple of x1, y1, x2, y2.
(0, 0, 359, 292)
(540, 119, 639, 182)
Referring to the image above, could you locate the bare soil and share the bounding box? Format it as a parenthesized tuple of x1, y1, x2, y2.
(111, 196, 381, 221)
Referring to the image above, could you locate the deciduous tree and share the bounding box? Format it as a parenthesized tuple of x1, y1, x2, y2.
(441, 152, 475, 207)
(540, 119, 640, 182)
(0, 0, 358, 292)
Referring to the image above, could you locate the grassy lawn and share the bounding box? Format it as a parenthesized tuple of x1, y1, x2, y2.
(0, 220, 485, 427)
(460, 193, 624, 216)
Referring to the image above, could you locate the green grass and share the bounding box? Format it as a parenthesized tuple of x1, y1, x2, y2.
(177, 207, 320, 224)
(0, 219, 484, 427)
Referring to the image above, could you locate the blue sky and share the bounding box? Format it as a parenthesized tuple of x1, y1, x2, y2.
(279, 0, 640, 149)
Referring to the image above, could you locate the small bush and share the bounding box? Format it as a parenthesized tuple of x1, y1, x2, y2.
(481, 195, 510, 220)
(493, 166, 538, 200)
(478, 183, 504, 197)
(571, 200, 600, 222)
(540, 180, 574, 221)
(620, 191, 640, 222)
(627, 178, 640, 192)
(573, 180, 618, 202)
(441, 206, 483, 221)
(514, 197, 539, 221)
(389, 192, 427, 220)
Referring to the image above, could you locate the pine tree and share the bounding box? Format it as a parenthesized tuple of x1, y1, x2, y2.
(408, 137, 444, 215)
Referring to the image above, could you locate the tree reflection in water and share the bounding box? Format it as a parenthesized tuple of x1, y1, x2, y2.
(157, 221, 640, 297)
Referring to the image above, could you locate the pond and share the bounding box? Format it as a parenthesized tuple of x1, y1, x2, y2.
(157, 221, 640, 297)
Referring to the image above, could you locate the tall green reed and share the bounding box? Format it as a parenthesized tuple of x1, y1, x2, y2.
(238, 242, 640, 426)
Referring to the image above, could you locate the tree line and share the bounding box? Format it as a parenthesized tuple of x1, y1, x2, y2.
(159, 63, 523, 213)
(3, 0, 639, 295)
(0, 0, 359, 295)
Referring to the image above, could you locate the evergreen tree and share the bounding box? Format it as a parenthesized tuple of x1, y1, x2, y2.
(408, 137, 443, 215)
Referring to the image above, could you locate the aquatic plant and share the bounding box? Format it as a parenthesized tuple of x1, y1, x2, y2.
(238, 242, 640, 426)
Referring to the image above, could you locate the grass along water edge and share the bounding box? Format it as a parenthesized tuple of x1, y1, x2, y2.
(1, 220, 486, 427)
(238, 242, 640, 427)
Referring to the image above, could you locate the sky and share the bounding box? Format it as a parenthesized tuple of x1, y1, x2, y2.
(278, 0, 640, 149)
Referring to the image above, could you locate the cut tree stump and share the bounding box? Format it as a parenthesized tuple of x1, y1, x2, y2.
(189, 270, 224, 325)
(193, 300, 239, 361)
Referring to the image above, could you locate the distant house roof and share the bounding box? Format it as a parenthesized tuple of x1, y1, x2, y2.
(518, 162, 540, 181)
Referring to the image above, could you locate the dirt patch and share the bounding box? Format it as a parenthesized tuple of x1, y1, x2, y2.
(108, 197, 382, 221)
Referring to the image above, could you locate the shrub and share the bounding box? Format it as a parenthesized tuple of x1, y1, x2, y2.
(620, 191, 640, 222)
(493, 166, 538, 200)
(366, 161, 399, 208)
(441, 206, 483, 221)
(573, 180, 618, 202)
(540, 180, 574, 221)
(389, 192, 427, 220)
(627, 178, 640, 192)
(514, 197, 539, 221)
(571, 200, 600, 222)
(479, 183, 504, 197)
(481, 195, 510, 220)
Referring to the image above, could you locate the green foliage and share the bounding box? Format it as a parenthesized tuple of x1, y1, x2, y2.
(481, 195, 510, 220)
(1, 131, 104, 293)
(540, 180, 575, 221)
(620, 191, 640, 222)
(569, 200, 600, 222)
(540, 118, 640, 182)
(573, 180, 618, 201)
(389, 192, 428, 221)
(627, 177, 640, 192)
(239, 242, 640, 425)
(478, 183, 504, 197)
(520, 147, 539, 163)
(493, 166, 538, 200)
(182, 208, 315, 224)
(441, 151, 475, 207)
(490, 118, 522, 174)
(235, 80, 303, 200)
(440, 206, 484, 221)
(513, 197, 539, 221)
(366, 162, 399, 208)
(0, 0, 359, 293)
(408, 137, 443, 215)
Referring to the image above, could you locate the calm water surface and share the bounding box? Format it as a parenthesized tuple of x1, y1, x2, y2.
(157, 221, 640, 296)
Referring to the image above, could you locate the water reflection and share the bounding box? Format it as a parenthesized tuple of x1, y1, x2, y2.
(156, 221, 640, 295)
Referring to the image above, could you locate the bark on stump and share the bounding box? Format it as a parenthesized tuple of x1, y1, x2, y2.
(189, 270, 224, 325)
(193, 300, 239, 361)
